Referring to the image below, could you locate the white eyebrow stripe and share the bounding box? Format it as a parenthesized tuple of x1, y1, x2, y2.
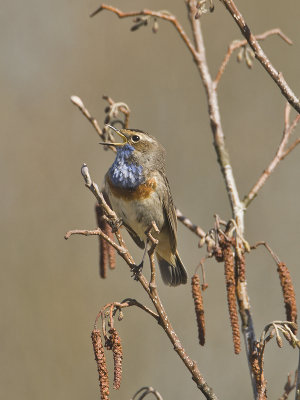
(142, 135, 155, 143)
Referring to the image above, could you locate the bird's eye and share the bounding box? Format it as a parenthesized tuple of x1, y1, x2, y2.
(131, 135, 140, 142)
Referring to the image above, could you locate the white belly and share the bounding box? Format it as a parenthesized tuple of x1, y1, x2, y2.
(108, 190, 164, 241)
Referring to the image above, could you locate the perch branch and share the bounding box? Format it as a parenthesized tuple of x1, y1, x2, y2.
(80, 164, 119, 221)
(68, 164, 218, 400)
(219, 0, 300, 113)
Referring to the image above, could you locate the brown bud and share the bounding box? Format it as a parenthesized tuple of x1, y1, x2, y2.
(152, 19, 159, 33)
(276, 334, 283, 348)
(237, 47, 245, 63)
(198, 236, 206, 248)
(118, 311, 124, 321)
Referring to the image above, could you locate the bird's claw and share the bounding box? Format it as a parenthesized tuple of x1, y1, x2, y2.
(131, 262, 144, 281)
(109, 217, 123, 233)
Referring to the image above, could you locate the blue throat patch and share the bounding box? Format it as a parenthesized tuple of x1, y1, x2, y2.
(109, 144, 144, 189)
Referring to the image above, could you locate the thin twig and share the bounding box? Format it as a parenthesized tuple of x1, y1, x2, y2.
(94, 300, 159, 329)
(296, 352, 300, 400)
(131, 386, 164, 400)
(64, 228, 127, 255)
(70, 95, 104, 139)
(215, 28, 292, 87)
(176, 208, 206, 238)
(278, 371, 297, 400)
(219, 0, 300, 113)
(80, 164, 119, 220)
(146, 222, 160, 290)
(91, 4, 196, 58)
(243, 105, 300, 207)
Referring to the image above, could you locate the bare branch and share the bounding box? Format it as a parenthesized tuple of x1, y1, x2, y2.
(186, 1, 245, 233)
(185, 2, 257, 393)
(219, 0, 300, 113)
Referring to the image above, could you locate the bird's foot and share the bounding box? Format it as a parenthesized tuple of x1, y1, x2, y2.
(108, 217, 123, 233)
(131, 262, 144, 281)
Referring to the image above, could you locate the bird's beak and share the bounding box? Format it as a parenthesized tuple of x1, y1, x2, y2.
(99, 125, 128, 146)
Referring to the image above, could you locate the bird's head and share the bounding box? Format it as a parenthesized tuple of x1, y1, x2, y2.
(100, 125, 166, 172)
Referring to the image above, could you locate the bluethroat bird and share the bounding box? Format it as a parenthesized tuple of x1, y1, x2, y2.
(100, 125, 187, 286)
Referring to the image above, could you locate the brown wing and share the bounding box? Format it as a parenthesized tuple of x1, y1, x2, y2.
(160, 173, 177, 254)
(123, 222, 145, 249)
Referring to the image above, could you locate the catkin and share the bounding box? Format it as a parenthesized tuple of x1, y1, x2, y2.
(91, 329, 110, 400)
(109, 328, 123, 390)
(277, 262, 297, 333)
(221, 236, 241, 354)
(191, 274, 205, 346)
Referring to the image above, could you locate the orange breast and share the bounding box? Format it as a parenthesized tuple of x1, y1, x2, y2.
(107, 176, 157, 201)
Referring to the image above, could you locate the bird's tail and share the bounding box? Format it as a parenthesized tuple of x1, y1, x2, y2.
(156, 251, 187, 287)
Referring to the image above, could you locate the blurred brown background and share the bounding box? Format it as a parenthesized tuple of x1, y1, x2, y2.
(1, 1, 300, 399)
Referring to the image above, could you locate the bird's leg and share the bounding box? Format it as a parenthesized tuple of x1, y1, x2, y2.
(131, 222, 159, 281)
(131, 239, 149, 280)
